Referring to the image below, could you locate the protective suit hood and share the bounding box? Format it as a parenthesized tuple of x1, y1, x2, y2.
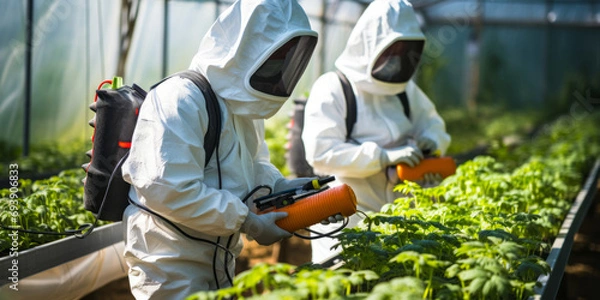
(335, 0, 425, 95)
(190, 0, 317, 119)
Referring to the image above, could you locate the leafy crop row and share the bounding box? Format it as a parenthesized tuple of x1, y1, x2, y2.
(188, 113, 600, 300)
(0, 169, 105, 255)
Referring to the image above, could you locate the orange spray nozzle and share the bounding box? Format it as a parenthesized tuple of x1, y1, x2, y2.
(259, 184, 357, 233)
(396, 156, 456, 181)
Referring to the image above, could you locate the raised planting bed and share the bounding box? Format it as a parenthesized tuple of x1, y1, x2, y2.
(0, 167, 126, 297)
(0, 222, 124, 286)
(0, 240, 126, 300)
(532, 159, 600, 299)
(0, 169, 110, 256)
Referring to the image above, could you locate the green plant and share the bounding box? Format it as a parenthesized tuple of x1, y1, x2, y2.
(186, 263, 379, 300)
(265, 116, 291, 176)
(188, 112, 600, 299)
(0, 139, 89, 178)
(0, 169, 105, 254)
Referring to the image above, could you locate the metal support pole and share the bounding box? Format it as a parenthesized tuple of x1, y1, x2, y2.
(319, 0, 326, 75)
(543, 0, 552, 106)
(162, 0, 169, 78)
(215, 0, 221, 21)
(24, 0, 33, 157)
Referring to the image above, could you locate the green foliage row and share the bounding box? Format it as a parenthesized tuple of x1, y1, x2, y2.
(490, 113, 600, 172)
(265, 117, 291, 177)
(188, 112, 600, 300)
(439, 106, 546, 156)
(335, 156, 570, 299)
(0, 140, 90, 179)
(0, 169, 105, 254)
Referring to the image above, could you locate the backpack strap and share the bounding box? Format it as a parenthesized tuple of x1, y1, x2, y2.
(151, 70, 222, 167)
(335, 70, 412, 140)
(335, 70, 357, 141)
(398, 92, 411, 121)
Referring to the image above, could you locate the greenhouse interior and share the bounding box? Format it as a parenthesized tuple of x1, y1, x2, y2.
(1, 0, 599, 299)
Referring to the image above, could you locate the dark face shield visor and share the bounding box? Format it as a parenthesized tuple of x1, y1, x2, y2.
(371, 40, 425, 83)
(250, 35, 317, 97)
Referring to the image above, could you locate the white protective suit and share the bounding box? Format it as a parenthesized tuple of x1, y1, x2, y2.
(302, 0, 451, 263)
(121, 1, 317, 299)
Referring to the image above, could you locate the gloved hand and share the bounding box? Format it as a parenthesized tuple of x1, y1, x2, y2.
(274, 177, 316, 193)
(320, 213, 344, 225)
(416, 136, 437, 154)
(382, 145, 424, 168)
(418, 173, 443, 187)
(241, 212, 292, 246)
(386, 166, 400, 185)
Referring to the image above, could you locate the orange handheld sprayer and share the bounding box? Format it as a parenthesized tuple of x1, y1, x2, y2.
(396, 156, 456, 182)
(254, 176, 357, 233)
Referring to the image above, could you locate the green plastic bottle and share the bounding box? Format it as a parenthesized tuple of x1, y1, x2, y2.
(111, 76, 123, 89)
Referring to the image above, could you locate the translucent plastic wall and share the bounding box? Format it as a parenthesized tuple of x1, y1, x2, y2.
(0, 0, 121, 149)
(0, 0, 224, 154)
(125, 1, 218, 88)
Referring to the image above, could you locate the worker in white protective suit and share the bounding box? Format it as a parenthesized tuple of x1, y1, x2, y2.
(302, 0, 451, 264)
(120, 1, 318, 298)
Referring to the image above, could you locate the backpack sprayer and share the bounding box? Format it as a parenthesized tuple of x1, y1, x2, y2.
(252, 176, 358, 233)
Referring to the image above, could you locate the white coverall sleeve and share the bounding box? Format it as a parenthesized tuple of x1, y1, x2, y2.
(122, 79, 248, 236)
(407, 81, 451, 155)
(303, 73, 385, 179)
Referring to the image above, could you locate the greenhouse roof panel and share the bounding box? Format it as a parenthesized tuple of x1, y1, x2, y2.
(423, 0, 479, 20)
(420, 0, 600, 27)
(550, 3, 600, 24)
(483, 2, 547, 22)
